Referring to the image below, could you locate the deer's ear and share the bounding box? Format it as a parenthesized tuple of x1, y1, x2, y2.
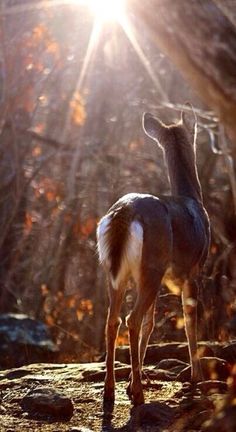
(142, 112, 167, 145)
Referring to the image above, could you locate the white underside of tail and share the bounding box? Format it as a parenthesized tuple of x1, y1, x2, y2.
(97, 215, 112, 270)
(97, 216, 143, 289)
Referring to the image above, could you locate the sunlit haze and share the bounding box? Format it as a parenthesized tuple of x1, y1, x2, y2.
(73, 0, 126, 23)
(69, 0, 160, 95)
(87, 0, 126, 23)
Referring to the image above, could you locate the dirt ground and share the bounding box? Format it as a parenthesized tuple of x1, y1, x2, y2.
(0, 343, 235, 431)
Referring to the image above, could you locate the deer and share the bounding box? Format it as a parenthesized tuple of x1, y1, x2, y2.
(96, 108, 210, 406)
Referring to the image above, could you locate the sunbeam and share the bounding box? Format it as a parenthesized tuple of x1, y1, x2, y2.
(76, 19, 102, 91)
(3, 0, 168, 131)
(61, 19, 102, 142)
(3, 0, 163, 98)
(120, 15, 167, 101)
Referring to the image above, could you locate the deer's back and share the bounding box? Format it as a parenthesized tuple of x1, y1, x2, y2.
(161, 195, 210, 276)
(129, 193, 209, 273)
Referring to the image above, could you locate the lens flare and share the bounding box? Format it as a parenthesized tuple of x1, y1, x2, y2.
(86, 0, 126, 23)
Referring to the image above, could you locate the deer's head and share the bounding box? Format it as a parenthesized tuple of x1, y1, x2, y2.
(142, 106, 197, 150)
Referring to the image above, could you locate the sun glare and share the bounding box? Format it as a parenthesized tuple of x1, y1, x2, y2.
(86, 0, 126, 23)
(68, 0, 162, 107)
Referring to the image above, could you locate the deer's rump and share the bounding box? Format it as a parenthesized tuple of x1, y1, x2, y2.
(97, 193, 209, 287)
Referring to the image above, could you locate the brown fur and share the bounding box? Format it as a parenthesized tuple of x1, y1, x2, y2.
(106, 204, 134, 280)
(97, 110, 210, 406)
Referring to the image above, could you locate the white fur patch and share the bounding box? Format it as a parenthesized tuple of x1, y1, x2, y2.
(96, 215, 111, 268)
(114, 220, 143, 289)
(97, 218, 144, 290)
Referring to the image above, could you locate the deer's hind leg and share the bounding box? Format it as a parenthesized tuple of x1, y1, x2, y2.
(126, 301, 156, 399)
(140, 301, 156, 367)
(104, 279, 125, 402)
(127, 268, 163, 405)
(182, 277, 202, 382)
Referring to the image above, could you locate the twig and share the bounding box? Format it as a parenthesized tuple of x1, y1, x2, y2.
(155, 102, 217, 122)
(3, 122, 66, 149)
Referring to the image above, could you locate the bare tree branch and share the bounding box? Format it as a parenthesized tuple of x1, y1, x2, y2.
(129, 0, 236, 142)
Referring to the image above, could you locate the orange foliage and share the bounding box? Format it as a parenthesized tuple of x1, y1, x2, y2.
(41, 284, 49, 296)
(73, 217, 96, 239)
(46, 190, 56, 202)
(117, 329, 129, 346)
(32, 24, 48, 42)
(47, 41, 60, 59)
(80, 217, 96, 237)
(34, 177, 62, 202)
(24, 212, 33, 234)
(67, 297, 76, 308)
(70, 92, 87, 126)
(76, 298, 93, 321)
(7, 22, 60, 116)
(32, 146, 42, 157)
(30, 24, 60, 59)
(45, 315, 55, 326)
(176, 317, 185, 330)
(24, 23, 60, 68)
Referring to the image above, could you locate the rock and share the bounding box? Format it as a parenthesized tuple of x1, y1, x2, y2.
(0, 313, 58, 368)
(116, 342, 189, 364)
(0, 359, 234, 431)
(116, 341, 219, 365)
(177, 357, 229, 382)
(156, 358, 188, 375)
(200, 357, 229, 381)
(21, 387, 73, 419)
(152, 359, 188, 381)
(156, 358, 188, 370)
(221, 342, 236, 363)
(150, 369, 177, 381)
(81, 364, 130, 382)
(131, 401, 174, 429)
(176, 365, 191, 382)
(198, 380, 228, 394)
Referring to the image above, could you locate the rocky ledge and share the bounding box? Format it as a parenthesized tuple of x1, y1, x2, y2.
(0, 341, 236, 431)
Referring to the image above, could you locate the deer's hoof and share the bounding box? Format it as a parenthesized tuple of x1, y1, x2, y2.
(127, 382, 144, 405)
(132, 389, 145, 406)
